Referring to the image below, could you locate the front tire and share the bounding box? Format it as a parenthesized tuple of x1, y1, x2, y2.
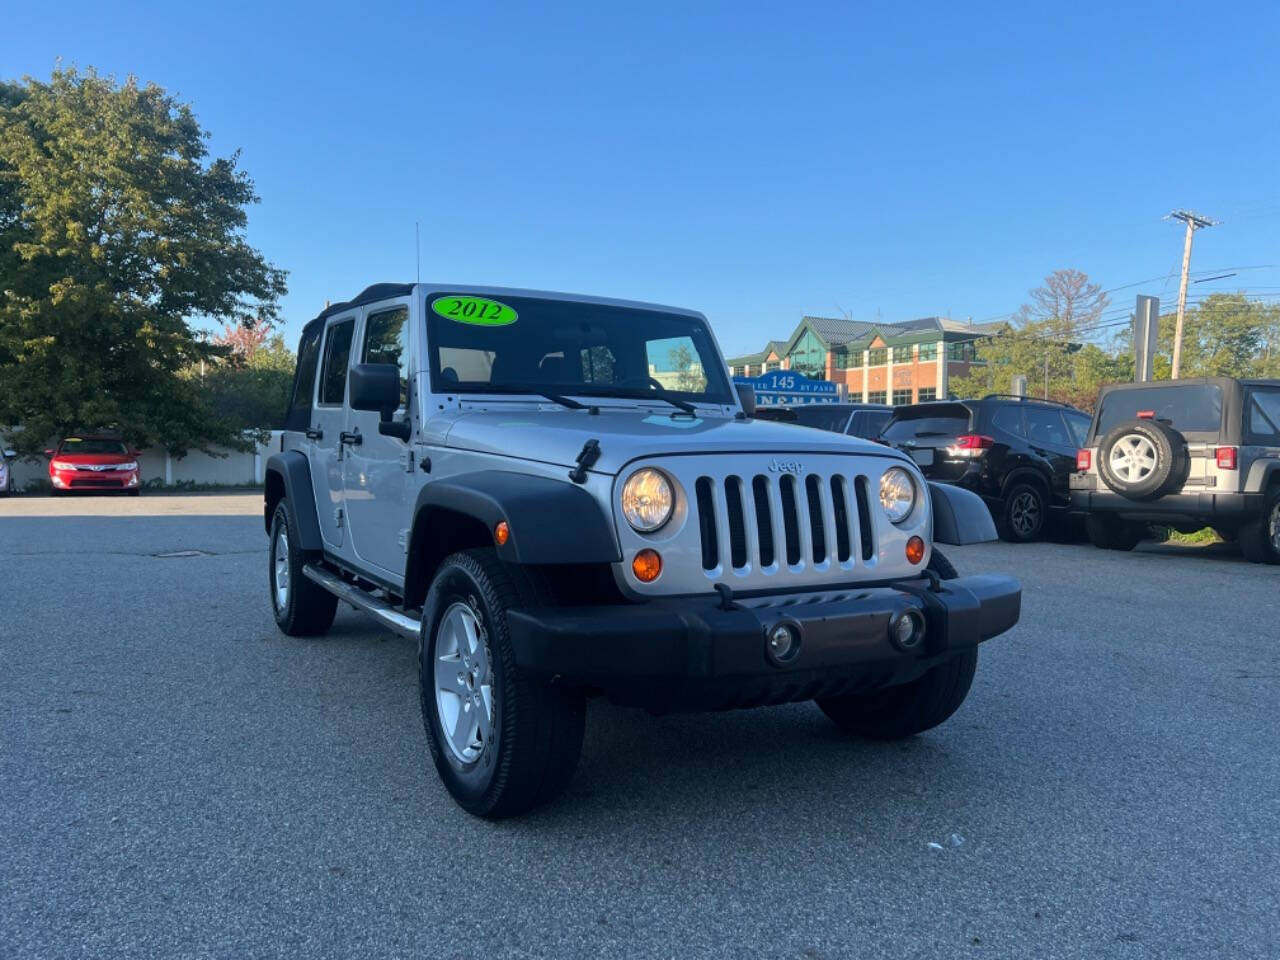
(269, 501, 338, 636)
(419, 549, 585, 819)
(815, 549, 977, 740)
(997, 482, 1046, 543)
(1085, 514, 1146, 551)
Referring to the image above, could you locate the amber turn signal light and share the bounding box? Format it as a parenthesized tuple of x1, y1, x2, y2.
(632, 549, 663, 583)
(905, 536, 925, 565)
(494, 521, 510, 546)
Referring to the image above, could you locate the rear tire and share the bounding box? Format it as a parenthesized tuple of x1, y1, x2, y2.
(997, 482, 1046, 543)
(815, 549, 977, 740)
(1086, 514, 1146, 551)
(1239, 488, 1280, 565)
(269, 501, 338, 636)
(419, 549, 585, 819)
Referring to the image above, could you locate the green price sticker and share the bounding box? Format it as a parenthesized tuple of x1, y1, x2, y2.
(432, 295, 518, 326)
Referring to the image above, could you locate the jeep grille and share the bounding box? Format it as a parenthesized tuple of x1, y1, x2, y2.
(693, 470, 876, 573)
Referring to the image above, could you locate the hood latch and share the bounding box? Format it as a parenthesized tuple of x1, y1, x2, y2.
(569, 439, 601, 484)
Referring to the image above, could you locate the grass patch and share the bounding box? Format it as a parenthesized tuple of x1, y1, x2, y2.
(1157, 526, 1220, 545)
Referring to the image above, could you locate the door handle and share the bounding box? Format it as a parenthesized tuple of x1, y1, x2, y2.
(305, 426, 324, 441)
(339, 430, 362, 446)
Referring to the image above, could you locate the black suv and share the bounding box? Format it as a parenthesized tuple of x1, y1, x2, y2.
(879, 395, 1092, 542)
(755, 402, 894, 439)
(1071, 377, 1280, 562)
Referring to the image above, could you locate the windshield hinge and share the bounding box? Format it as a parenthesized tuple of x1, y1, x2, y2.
(569, 439, 601, 484)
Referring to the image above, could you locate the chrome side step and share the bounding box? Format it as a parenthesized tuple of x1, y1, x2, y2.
(302, 564, 421, 640)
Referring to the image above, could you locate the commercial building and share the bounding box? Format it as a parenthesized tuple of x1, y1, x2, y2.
(727, 315, 1002, 404)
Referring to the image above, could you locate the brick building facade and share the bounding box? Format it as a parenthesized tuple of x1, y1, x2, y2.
(727, 315, 1000, 404)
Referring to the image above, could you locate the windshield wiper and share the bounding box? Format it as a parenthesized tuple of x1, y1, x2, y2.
(607, 387, 698, 415)
(534, 390, 592, 411)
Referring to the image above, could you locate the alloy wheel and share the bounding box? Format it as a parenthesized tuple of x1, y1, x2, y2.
(1010, 490, 1041, 537)
(434, 602, 494, 764)
(1109, 434, 1158, 484)
(272, 527, 290, 612)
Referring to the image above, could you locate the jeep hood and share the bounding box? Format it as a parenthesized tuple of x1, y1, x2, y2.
(441, 408, 896, 474)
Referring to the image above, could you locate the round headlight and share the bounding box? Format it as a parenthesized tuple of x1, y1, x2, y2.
(621, 468, 675, 532)
(879, 467, 917, 524)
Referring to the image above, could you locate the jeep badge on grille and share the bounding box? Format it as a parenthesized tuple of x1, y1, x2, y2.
(768, 459, 804, 474)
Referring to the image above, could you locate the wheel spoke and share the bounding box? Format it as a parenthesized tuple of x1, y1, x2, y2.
(450, 704, 476, 755)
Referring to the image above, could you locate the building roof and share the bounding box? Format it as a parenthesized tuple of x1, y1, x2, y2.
(729, 315, 1006, 365)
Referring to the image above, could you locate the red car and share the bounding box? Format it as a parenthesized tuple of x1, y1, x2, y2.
(46, 436, 141, 495)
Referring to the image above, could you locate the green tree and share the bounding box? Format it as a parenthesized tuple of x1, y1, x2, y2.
(1151, 293, 1276, 379)
(201, 330, 296, 431)
(0, 68, 286, 454)
(950, 269, 1116, 409)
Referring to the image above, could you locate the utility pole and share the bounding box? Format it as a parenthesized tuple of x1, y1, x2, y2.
(1167, 210, 1218, 379)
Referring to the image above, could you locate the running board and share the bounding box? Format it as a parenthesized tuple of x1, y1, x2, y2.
(302, 564, 421, 640)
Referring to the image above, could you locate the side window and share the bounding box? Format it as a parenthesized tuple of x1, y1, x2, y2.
(1024, 407, 1071, 448)
(286, 325, 323, 429)
(991, 405, 1025, 437)
(319, 318, 355, 406)
(362, 306, 409, 406)
(1249, 390, 1280, 441)
(1064, 411, 1091, 447)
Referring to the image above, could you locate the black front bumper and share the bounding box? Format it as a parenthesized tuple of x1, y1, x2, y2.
(507, 574, 1021, 712)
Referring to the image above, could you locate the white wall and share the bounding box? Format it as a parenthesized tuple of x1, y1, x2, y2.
(5, 432, 282, 492)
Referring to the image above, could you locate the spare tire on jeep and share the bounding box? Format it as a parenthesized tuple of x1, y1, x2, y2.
(1096, 418, 1187, 500)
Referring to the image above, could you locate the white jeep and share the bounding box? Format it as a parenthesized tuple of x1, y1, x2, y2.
(265, 284, 1021, 818)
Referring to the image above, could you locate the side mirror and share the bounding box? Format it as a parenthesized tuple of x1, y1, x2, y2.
(2, 449, 14, 459)
(349, 363, 411, 441)
(129, 450, 141, 459)
(43, 448, 54, 458)
(734, 383, 757, 418)
(349, 363, 401, 415)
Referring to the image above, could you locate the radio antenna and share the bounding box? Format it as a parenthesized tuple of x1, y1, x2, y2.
(415, 221, 421, 283)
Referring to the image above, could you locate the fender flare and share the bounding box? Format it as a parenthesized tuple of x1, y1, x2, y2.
(410, 471, 621, 566)
(1244, 458, 1280, 494)
(929, 481, 998, 545)
(264, 451, 324, 552)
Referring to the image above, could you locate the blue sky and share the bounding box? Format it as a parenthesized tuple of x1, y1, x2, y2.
(5, 1, 1278, 357)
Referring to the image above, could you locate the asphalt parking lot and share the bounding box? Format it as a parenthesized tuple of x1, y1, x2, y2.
(2, 495, 1277, 959)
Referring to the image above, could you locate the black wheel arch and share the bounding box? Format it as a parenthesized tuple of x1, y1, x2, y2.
(264, 451, 324, 551)
(403, 472, 622, 609)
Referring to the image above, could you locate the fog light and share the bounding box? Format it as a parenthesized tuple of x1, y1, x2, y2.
(764, 620, 802, 665)
(632, 549, 663, 583)
(888, 609, 925, 651)
(905, 536, 925, 565)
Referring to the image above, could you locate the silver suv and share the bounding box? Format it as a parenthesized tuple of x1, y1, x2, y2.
(264, 283, 1021, 817)
(1071, 377, 1280, 562)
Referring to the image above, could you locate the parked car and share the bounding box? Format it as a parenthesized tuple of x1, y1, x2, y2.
(264, 283, 1021, 818)
(1071, 377, 1280, 562)
(46, 436, 141, 495)
(878, 395, 1093, 542)
(0, 447, 14, 495)
(755, 402, 893, 439)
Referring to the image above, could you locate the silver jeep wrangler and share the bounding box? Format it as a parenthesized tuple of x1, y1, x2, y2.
(1071, 377, 1280, 562)
(265, 284, 1021, 818)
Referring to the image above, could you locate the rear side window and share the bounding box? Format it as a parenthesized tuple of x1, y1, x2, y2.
(881, 412, 970, 441)
(991, 406, 1025, 437)
(362, 306, 409, 406)
(285, 325, 323, 430)
(1248, 390, 1280, 442)
(1024, 407, 1072, 448)
(319, 318, 355, 405)
(849, 410, 891, 438)
(1064, 411, 1091, 447)
(1095, 385, 1223, 436)
(791, 406, 852, 432)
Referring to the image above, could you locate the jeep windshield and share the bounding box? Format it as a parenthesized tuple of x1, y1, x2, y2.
(426, 294, 734, 405)
(1095, 385, 1223, 437)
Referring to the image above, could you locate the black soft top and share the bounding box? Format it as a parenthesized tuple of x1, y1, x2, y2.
(300, 282, 415, 336)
